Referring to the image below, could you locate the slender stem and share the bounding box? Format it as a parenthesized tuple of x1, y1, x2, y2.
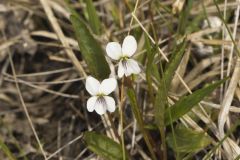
(127, 77, 157, 160)
(158, 58, 168, 160)
(120, 78, 126, 160)
(128, 0, 140, 35)
(160, 128, 167, 160)
(106, 113, 121, 143)
(3, 30, 47, 159)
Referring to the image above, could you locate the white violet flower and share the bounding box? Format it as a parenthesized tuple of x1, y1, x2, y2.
(106, 35, 141, 78)
(85, 76, 117, 115)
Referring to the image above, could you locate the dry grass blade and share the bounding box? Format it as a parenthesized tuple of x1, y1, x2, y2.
(46, 134, 83, 160)
(1, 0, 240, 159)
(7, 46, 47, 159)
(218, 59, 240, 158)
(31, 31, 78, 47)
(39, 0, 86, 78)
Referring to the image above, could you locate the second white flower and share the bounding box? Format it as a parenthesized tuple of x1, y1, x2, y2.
(86, 76, 117, 115)
(106, 35, 141, 78)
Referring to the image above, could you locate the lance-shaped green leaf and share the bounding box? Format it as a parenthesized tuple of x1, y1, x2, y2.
(85, 0, 102, 35)
(127, 87, 157, 160)
(83, 131, 129, 160)
(145, 34, 156, 101)
(162, 40, 187, 90)
(166, 125, 211, 153)
(177, 0, 193, 35)
(70, 15, 110, 80)
(154, 40, 187, 128)
(65, 0, 84, 19)
(145, 34, 160, 82)
(165, 79, 227, 125)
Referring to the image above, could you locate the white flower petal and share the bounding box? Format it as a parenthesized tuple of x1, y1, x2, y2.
(87, 96, 97, 112)
(122, 35, 137, 57)
(94, 98, 107, 115)
(106, 42, 122, 60)
(120, 60, 131, 77)
(124, 63, 132, 77)
(126, 59, 141, 75)
(104, 96, 116, 112)
(99, 78, 117, 95)
(118, 61, 125, 78)
(86, 76, 100, 95)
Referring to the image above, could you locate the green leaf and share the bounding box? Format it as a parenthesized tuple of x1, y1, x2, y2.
(70, 15, 110, 80)
(0, 138, 16, 160)
(127, 87, 157, 160)
(65, 0, 81, 18)
(85, 0, 102, 35)
(163, 40, 187, 89)
(153, 41, 187, 159)
(154, 40, 187, 128)
(83, 131, 128, 160)
(177, 0, 194, 35)
(165, 79, 227, 125)
(167, 125, 211, 153)
(145, 34, 156, 101)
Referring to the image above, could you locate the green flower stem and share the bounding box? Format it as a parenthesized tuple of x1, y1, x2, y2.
(106, 113, 121, 143)
(126, 77, 157, 160)
(120, 78, 126, 160)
